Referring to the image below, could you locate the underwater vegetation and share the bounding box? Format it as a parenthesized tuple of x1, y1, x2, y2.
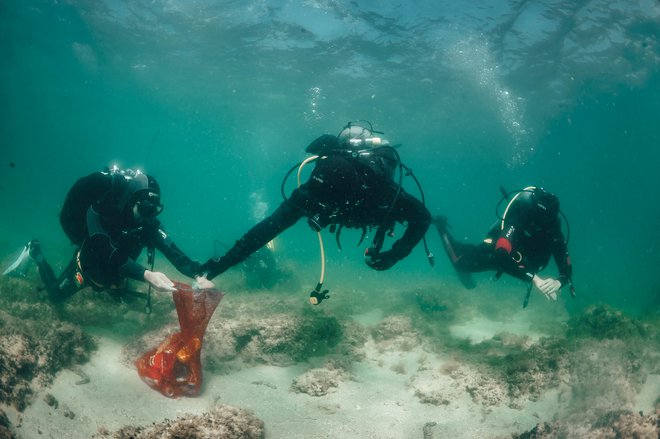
(92, 405, 264, 439)
(122, 293, 359, 369)
(0, 278, 96, 412)
(569, 304, 657, 341)
(509, 410, 659, 439)
(290, 364, 349, 397)
(0, 408, 15, 439)
(0, 271, 658, 438)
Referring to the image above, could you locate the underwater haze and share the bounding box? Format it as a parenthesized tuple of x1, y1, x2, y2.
(2, 1, 660, 438)
(2, 0, 659, 315)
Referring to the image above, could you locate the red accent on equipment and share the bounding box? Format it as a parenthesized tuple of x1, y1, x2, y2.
(135, 281, 223, 398)
(495, 237, 512, 254)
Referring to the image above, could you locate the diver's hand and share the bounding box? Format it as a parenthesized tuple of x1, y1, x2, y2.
(193, 275, 214, 290)
(365, 248, 398, 271)
(199, 258, 223, 281)
(144, 270, 176, 292)
(199, 258, 213, 273)
(532, 275, 560, 301)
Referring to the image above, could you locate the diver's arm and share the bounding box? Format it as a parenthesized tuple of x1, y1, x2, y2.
(366, 191, 431, 270)
(85, 207, 146, 281)
(389, 191, 432, 260)
(551, 228, 573, 287)
(493, 223, 536, 283)
(151, 224, 202, 278)
(201, 197, 305, 280)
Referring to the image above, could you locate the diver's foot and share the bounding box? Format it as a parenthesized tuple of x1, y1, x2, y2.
(2, 240, 38, 277)
(432, 216, 450, 234)
(435, 228, 476, 290)
(455, 270, 477, 290)
(27, 240, 43, 261)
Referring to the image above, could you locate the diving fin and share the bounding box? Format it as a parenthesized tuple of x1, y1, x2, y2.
(439, 232, 476, 290)
(2, 243, 33, 277)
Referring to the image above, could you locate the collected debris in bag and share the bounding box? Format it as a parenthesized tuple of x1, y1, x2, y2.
(135, 281, 223, 398)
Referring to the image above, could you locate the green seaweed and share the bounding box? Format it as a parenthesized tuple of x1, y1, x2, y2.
(568, 305, 654, 341)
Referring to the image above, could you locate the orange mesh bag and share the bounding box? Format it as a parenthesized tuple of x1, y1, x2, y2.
(135, 281, 223, 398)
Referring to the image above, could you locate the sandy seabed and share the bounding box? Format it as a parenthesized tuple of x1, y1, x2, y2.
(12, 343, 555, 438)
(1, 270, 658, 439)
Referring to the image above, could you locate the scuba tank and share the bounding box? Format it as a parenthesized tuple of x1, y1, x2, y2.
(280, 122, 434, 304)
(496, 186, 576, 305)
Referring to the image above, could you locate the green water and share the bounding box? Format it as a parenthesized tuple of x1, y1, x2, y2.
(1, 0, 659, 317)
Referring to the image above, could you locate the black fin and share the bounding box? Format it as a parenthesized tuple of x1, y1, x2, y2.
(335, 225, 343, 251)
(357, 226, 367, 247)
(439, 233, 476, 290)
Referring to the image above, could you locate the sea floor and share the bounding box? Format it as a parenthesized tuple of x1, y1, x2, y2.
(0, 269, 658, 439)
(11, 338, 567, 438)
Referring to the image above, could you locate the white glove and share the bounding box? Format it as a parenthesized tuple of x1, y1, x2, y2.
(193, 275, 214, 290)
(143, 270, 176, 292)
(532, 275, 561, 301)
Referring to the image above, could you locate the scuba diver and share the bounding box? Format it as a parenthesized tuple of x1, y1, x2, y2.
(200, 121, 432, 304)
(433, 186, 574, 307)
(213, 238, 289, 290)
(3, 166, 212, 304)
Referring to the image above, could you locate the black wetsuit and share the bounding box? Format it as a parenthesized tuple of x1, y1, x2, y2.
(33, 171, 201, 302)
(446, 191, 572, 286)
(202, 154, 431, 280)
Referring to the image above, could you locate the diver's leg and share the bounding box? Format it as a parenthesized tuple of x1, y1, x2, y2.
(432, 217, 477, 289)
(27, 240, 57, 285)
(48, 256, 84, 302)
(31, 245, 83, 303)
(452, 242, 497, 273)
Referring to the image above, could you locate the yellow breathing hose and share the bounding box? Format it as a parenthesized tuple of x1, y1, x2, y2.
(297, 155, 320, 185)
(315, 231, 326, 286)
(297, 155, 325, 287)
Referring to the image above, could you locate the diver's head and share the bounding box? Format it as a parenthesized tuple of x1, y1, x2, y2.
(132, 177, 163, 221)
(337, 120, 388, 149)
(530, 187, 559, 229)
(117, 171, 163, 222)
(305, 121, 389, 155)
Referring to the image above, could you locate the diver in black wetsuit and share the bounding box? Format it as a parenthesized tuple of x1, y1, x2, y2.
(200, 121, 432, 301)
(433, 186, 574, 305)
(3, 166, 212, 302)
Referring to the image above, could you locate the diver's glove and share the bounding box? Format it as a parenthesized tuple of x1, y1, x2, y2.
(364, 248, 399, 271)
(144, 270, 176, 292)
(199, 258, 225, 281)
(193, 275, 214, 290)
(532, 274, 561, 301)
